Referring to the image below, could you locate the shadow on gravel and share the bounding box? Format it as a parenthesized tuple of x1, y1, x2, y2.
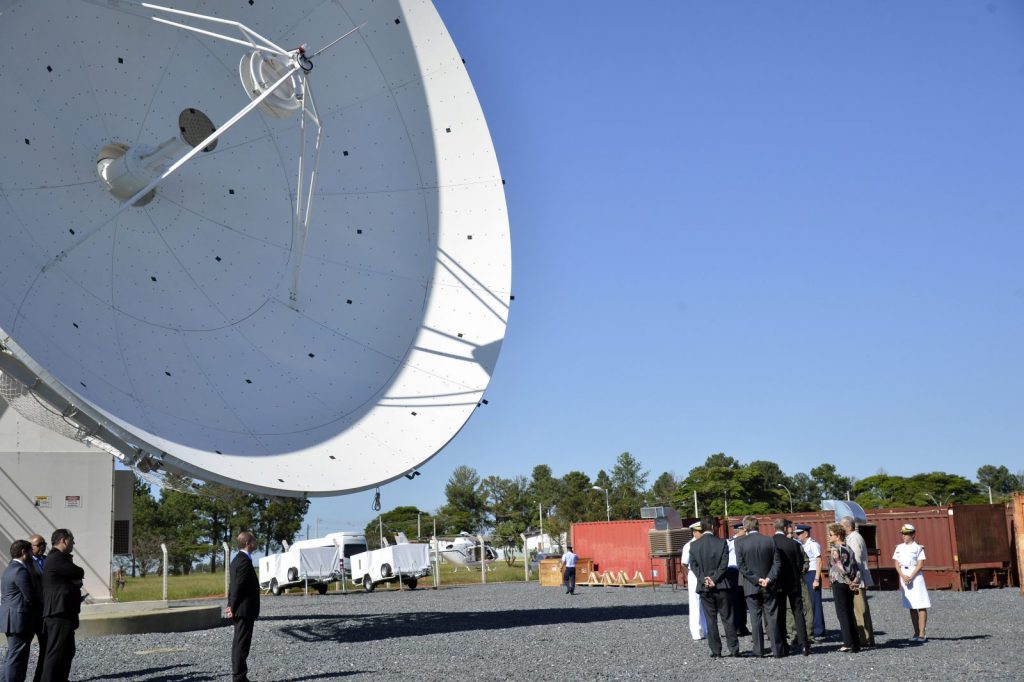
(286, 673, 368, 680)
(79, 663, 216, 681)
(271, 603, 682, 643)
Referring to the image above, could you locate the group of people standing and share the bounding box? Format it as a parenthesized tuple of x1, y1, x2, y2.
(682, 515, 931, 658)
(1, 529, 86, 682)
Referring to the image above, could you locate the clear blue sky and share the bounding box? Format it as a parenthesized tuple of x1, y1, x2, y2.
(305, 1, 1024, 535)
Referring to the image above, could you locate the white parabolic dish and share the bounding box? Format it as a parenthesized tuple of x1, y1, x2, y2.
(0, 0, 511, 496)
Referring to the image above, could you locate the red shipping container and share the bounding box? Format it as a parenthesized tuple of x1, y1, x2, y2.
(571, 520, 664, 583)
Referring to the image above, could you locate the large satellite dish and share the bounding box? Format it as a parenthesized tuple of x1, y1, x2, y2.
(0, 0, 511, 496)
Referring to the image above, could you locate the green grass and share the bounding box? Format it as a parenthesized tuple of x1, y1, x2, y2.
(117, 572, 229, 602)
(116, 561, 538, 601)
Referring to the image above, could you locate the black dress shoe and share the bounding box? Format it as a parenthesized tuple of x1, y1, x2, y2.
(728, 651, 745, 658)
(709, 653, 721, 658)
(803, 646, 811, 656)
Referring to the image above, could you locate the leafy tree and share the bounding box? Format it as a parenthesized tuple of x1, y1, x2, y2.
(610, 452, 648, 519)
(675, 453, 753, 517)
(556, 470, 599, 525)
(438, 465, 486, 534)
(195, 482, 255, 572)
(130, 476, 163, 577)
(252, 496, 310, 555)
(976, 465, 1023, 502)
(647, 472, 679, 507)
(809, 463, 853, 501)
(158, 476, 205, 574)
(481, 475, 531, 555)
(363, 506, 427, 549)
(905, 472, 984, 506)
(787, 472, 820, 512)
(528, 464, 560, 521)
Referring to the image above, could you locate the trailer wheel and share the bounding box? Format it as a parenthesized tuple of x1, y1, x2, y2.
(315, 583, 328, 595)
(404, 578, 418, 590)
(380, 563, 392, 578)
(363, 575, 375, 592)
(287, 567, 299, 582)
(270, 579, 281, 596)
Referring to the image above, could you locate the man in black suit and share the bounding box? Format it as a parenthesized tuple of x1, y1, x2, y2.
(688, 517, 740, 658)
(772, 519, 810, 656)
(2, 540, 40, 682)
(41, 528, 86, 682)
(27, 535, 47, 682)
(228, 531, 261, 682)
(734, 515, 781, 657)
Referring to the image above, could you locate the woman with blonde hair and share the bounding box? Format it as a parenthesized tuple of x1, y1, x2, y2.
(826, 523, 861, 653)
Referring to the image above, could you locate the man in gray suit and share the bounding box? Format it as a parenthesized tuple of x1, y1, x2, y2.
(734, 515, 781, 657)
(2, 539, 41, 682)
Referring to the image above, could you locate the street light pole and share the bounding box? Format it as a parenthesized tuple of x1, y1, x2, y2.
(777, 483, 794, 514)
(592, 486, 611, 522)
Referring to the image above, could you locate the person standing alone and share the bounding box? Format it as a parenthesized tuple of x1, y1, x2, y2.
(228, 531, 261, 682)
(2, 540, 40, 682)
(41, 529, 86, 682)
(559, 545, 578, 595)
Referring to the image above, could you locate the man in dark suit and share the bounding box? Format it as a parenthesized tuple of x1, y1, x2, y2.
(41, 528, 86, 682)
(734, 515, 781, 657)
(27, 534, 48, 682)
(688, 517, 740, 658)
(228, 531, 261, 682)
(2, 540, 40, 682)
(772, 519, 810, 656)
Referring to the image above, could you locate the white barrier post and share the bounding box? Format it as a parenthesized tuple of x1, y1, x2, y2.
(223, 542, 230, 596)
(478, 534, 486, 584)
(521, 533, 529, 582)
(161, 543, 168, 601)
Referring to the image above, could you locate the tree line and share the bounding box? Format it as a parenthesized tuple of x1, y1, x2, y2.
(130, 475, 309, 576)
(365, 453, 1023, 552)
(129, 454, 1023, 566)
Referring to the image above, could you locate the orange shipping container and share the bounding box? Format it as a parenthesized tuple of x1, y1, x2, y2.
(572, 520, 661, 583)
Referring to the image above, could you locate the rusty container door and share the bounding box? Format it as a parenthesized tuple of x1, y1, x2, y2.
(572, 520, 658, 582)
(950, 505, 1011, 565)
(1013, 493, 1024, 594)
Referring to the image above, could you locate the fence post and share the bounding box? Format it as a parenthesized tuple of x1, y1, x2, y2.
(160, 543, 168, 601)
(521, 533, 529, 582)
(478, 534, 486, 584)
(223, 542, 230, 597)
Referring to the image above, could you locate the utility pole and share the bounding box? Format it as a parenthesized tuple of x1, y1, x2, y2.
(539, 502, 544, 552)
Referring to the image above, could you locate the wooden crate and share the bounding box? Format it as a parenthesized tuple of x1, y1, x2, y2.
(539, 558, 595, 587)
(539, 558, 563, 587)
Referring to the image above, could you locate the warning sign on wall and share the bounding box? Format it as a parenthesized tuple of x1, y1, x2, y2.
(34, 496, 51, 508)
(64, 495, 82, 508)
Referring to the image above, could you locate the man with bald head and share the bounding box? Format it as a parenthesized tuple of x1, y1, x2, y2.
(228, 531, 260, 682)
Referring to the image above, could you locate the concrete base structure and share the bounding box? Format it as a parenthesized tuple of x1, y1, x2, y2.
(79, 601, 224, 638)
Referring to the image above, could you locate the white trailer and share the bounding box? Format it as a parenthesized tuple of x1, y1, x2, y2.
(351, 543, 432, 591)
(259, 532, 368, 596)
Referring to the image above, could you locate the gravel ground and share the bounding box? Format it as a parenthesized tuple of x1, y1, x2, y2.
(4, 584, 1022, 681)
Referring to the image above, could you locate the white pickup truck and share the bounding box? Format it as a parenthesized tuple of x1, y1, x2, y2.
(259, 531, 368, 596)
(351, 542, 432, 591)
